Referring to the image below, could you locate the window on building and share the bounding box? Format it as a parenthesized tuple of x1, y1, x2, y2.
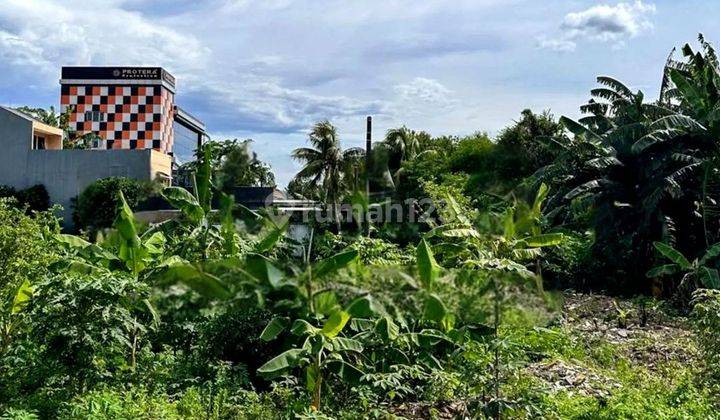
(172, 121, 200, 164)
(32, 135, 46, 150)
(84, 111, 105, 122)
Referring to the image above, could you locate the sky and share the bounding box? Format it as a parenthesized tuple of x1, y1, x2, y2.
(0, 0, 717, 187)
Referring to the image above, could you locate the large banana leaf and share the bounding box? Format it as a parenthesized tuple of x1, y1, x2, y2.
(320, 310, 350, 338)
(219, 192, 238, 255)
(291, 319, 319, 336)
(11, 280, 33, 314)
(524, 233, 564, 247)
(56, 233, 92, 248)
(260, 317, 290, 341)
(153, 258, 231, 299)
(330, 337, 363, 352)
(257, 349, 304, 378)
(646, 264, 680, 278)
(196, 145, 213, 213)
(245, 254, 285, 289)
(255, 215, 290, 253)
(669, 69, 706, 112)
(115, 191, 146, 275)
(416, 238, 439, 289)
(312, 249, 359, 279)
(374, 316, 400, 341)
(422, 294, 447, 323)
(346, 295, 387, 318)
(161, 187, 205, 224)
(326, 360, 364, 384)
(560, 116, 602, 142)
(631, 128, 685, 153)
(700, 243, 720, 265)
(653, 242, 691, 270)
(699, 267, 720, 289)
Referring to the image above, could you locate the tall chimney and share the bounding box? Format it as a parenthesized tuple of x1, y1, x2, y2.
(365, 116, 372, 236)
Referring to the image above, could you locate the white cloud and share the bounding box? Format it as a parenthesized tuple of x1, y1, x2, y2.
(536, 36, 576, 52)
(539, 1, 655, 51)
(393, 77, 457, 116)
(0, 0, 384, 133)
(0, 0, 209, 86)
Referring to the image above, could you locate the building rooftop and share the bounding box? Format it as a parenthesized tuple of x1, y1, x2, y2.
(60, 66, 176, 92)
(0, 105, 64, 137)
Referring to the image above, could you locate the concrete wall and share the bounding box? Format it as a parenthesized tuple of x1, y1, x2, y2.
(1, 108, 170, 225)
(0, 106, 34, 188)
(24, 149, 162, 224)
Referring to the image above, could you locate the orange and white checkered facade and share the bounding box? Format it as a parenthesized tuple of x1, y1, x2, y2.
(60, 67, 176, 154)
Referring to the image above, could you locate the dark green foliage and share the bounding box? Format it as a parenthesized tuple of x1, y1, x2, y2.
(0, 185, 50, 212)
(27, 272, 152, 388)
(536, 35, 720, 294)
(313, 231, 413, 266)
(541, 230, 595, 290)
(0, 202, 58, 355)
(197, 304, 280, 384)
(450, 111, 562, 195)
(692, 288, 720, 386)
(494, 109, 562, 181)
(214, 139, 276, 192)
(72, 177, 158, 233)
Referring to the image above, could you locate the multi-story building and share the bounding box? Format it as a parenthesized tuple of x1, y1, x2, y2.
(59, 66, 204, 159)
(0, 66, 206, 227)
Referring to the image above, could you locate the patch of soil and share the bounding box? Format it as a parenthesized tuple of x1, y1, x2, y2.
(561, 292, 697, 367)
(390, 400, 467, 419)
(528, 292, 699, 396)
(526, 359, 621, 398)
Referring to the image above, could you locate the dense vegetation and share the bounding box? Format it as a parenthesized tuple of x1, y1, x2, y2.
(2, 36, 720, 419)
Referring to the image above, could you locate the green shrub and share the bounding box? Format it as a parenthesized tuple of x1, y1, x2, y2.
(0, 185, 50, 212)
(0, 408, 39, 420)
(58, 388, 182, 420)
(314, 231, 413, 266)
(541, 230, 594, 290)
(72, 177, 158, 233)
(0, 202, 58, 354)
(197, 304, 279, 386)
(26, 271, 153, 390)
(691, 288, 720, 386)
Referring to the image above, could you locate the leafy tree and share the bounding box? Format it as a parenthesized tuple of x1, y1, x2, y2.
(14, 106, 67, 128)
(72, 177, 159, 234)
(215, 139, 275, 192)
(0, 184, 50, 212)
(494, 109, 562, 180)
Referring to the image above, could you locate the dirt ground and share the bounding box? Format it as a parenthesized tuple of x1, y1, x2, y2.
(390, 292, 700, 419)
(527, 292, 698, 397)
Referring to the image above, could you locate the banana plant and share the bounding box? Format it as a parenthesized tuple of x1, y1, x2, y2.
(647, 241, 720, 289)
(246, 239, 360, 317)
(0, 280, 34, 355)
(55, 191, 166, 278)
(258, 309, 363, 411)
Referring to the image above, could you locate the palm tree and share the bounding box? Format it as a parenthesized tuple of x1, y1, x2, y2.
(384, 126, 420, 166)
(341, 147, 366, 192)
(383, 126, 440, 186)
(292, 121, 358, 231)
